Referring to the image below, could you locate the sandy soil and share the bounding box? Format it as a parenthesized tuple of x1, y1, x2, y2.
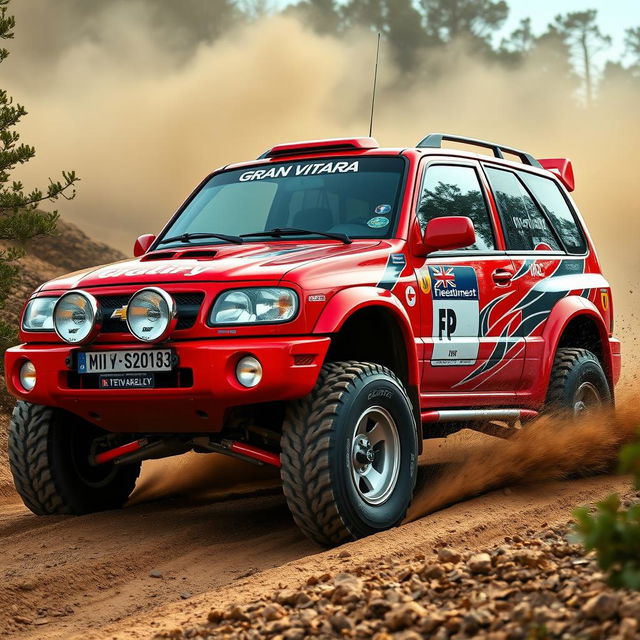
(0, 428, 633, 639)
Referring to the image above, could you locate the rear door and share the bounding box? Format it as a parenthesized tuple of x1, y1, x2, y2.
(416, 160, 523, 399)
(482, 165, 593, 397)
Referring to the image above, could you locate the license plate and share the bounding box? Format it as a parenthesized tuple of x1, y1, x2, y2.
(99, 373, 155, 389)
(77, 349, 173, 374)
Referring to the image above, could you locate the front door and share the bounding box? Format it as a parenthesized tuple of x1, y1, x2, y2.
(415, 161, 524, 400)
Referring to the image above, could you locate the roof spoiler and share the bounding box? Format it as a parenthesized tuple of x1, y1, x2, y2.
(538, 158, 575, 192)
(258, 137, 379, 159)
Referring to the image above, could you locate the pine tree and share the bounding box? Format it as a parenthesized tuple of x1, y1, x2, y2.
(551, 10, 611, 107)
(0, 0, 79, 347)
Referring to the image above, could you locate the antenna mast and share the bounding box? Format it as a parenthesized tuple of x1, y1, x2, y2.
(368, 32, 381, 137)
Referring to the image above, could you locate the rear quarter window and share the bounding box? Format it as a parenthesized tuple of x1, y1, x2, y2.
(518, 171, 587, 254)
(484, 166, 560, 251)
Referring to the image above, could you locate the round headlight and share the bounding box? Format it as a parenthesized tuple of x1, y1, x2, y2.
(126, 287, 177, 343)
(53, 290, 102, 344)
(19, 360, 36, 391)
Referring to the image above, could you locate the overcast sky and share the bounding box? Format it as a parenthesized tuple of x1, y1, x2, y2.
(500, 0, 639, 61)
(274, 1, 639, 62)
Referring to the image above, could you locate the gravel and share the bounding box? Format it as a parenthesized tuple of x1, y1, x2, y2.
(153, 521, 640, 639)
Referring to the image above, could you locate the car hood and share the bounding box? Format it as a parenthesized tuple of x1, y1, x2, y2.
(37, 241, 383, 291)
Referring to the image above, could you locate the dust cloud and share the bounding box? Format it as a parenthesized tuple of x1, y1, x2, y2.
(6, 5, 639, 505)
(128, 451, 280, 505)
(407, 396, 640, 522)
(6, 6, 639, 306)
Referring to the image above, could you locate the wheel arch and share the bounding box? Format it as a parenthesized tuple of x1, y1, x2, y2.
(313, 287, 421, 450)
(542, 296, 613, 395)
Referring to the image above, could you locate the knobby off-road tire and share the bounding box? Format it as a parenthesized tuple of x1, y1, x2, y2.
(281, 361, 418, 546)
(545, 348, 611, 416)
(8, 401, 141, 515)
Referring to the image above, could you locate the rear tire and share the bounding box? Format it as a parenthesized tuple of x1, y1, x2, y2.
(545, 348, 611, 416)
(280, 361, 418, 546)
(8, 401, 141, 515)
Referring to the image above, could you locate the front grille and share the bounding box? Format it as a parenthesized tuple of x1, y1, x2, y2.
(66, 368, 194, 389)
(97, 292, 205, 333)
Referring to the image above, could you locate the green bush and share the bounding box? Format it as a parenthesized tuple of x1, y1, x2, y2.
(573, 439, 640, 590)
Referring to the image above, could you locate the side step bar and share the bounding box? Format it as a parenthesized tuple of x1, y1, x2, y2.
(421, 409, 538, 423)
(421, 408, 539, 440)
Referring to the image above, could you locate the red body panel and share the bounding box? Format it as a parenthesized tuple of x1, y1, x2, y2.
(5, 141, 619, 437)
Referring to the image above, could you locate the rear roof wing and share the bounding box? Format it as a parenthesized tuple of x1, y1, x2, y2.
(538, 158, 575, 192)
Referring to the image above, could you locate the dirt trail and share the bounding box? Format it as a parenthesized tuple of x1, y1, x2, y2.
(0, 421, 633, 639)
(89, 475, 631, 639)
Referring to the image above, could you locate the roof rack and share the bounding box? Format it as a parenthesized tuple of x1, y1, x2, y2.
(417, 133, 542, 168)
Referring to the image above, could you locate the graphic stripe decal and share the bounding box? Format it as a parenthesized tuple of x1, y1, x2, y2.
(377, 254, 406, 291)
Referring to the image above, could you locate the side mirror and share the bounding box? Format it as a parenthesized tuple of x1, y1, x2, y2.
(133, 234, 156, 257)
(423, 216, 476, 253)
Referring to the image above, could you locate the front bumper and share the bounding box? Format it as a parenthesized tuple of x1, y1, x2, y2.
(5, 336, 331, 433)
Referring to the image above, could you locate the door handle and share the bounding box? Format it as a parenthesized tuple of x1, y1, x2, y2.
(492, 268, 514, 285)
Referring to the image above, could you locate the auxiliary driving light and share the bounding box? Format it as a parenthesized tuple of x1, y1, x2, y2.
(53, 290, 102, 344)
(236, 356, 263, 388)
(126, 287, 177, 343)
(19, 360, 36, 391)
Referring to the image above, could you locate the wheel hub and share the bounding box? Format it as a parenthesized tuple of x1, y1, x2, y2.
(352, 436, 375, 468)
(349, 406, 401, 506)
(573, 381, 602, 415)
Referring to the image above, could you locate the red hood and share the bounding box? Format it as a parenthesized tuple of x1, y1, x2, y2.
(38, 240, 383, 291)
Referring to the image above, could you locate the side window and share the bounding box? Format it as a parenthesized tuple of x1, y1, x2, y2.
(485, 167, 560, 251)
(518, 172, 586, 254)
(418, 165, 495, 251)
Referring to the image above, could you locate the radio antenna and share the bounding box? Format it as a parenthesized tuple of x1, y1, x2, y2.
(368, 32, 381, 137)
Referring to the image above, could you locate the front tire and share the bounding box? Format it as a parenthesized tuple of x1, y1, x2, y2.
(545, 348, 611, 416)
(8, 401, 141, 515)
(280, 361, 418, 546)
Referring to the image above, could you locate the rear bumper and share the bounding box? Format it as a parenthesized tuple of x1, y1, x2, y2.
(609, 337, 622, 386)
(5, 336, 331, 433)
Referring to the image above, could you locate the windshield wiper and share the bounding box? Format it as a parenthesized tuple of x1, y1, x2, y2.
(157, 232, 244, 246)
(241, 227, 352, 245)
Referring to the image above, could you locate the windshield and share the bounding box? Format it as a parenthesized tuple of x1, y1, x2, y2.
(158, 157, 406, 247)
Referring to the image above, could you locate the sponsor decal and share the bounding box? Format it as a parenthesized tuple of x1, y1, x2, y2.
(97, 265, 211, 279)
(429, 265, 480, 366)
(376, 254, 406, 291)
(600, 289, 609, 312)
(374, 204, 392, 215)
(417, 268, 431, 295)
(367, 216, 390, 229)
(529, 262, 544, 277)
(405, 285, 417, 307)
(99, 374, 155, 389)
(238, 161, 359, 182)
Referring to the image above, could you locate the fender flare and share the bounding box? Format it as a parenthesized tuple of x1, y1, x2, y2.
(541, 295, 612, 389)
(313, 286, 420, 389)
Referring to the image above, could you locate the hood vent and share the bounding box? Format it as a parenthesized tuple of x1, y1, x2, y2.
(140, 251, 177, 261)
(178, 249, 218, 260)
(139, 249, 217, 262)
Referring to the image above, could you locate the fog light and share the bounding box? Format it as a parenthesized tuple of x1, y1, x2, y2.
(236, 356, 262, 388)
(19, 360, 36, 391)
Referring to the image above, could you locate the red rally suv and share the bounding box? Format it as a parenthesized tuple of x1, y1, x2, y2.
(5, 133, 621, 545)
